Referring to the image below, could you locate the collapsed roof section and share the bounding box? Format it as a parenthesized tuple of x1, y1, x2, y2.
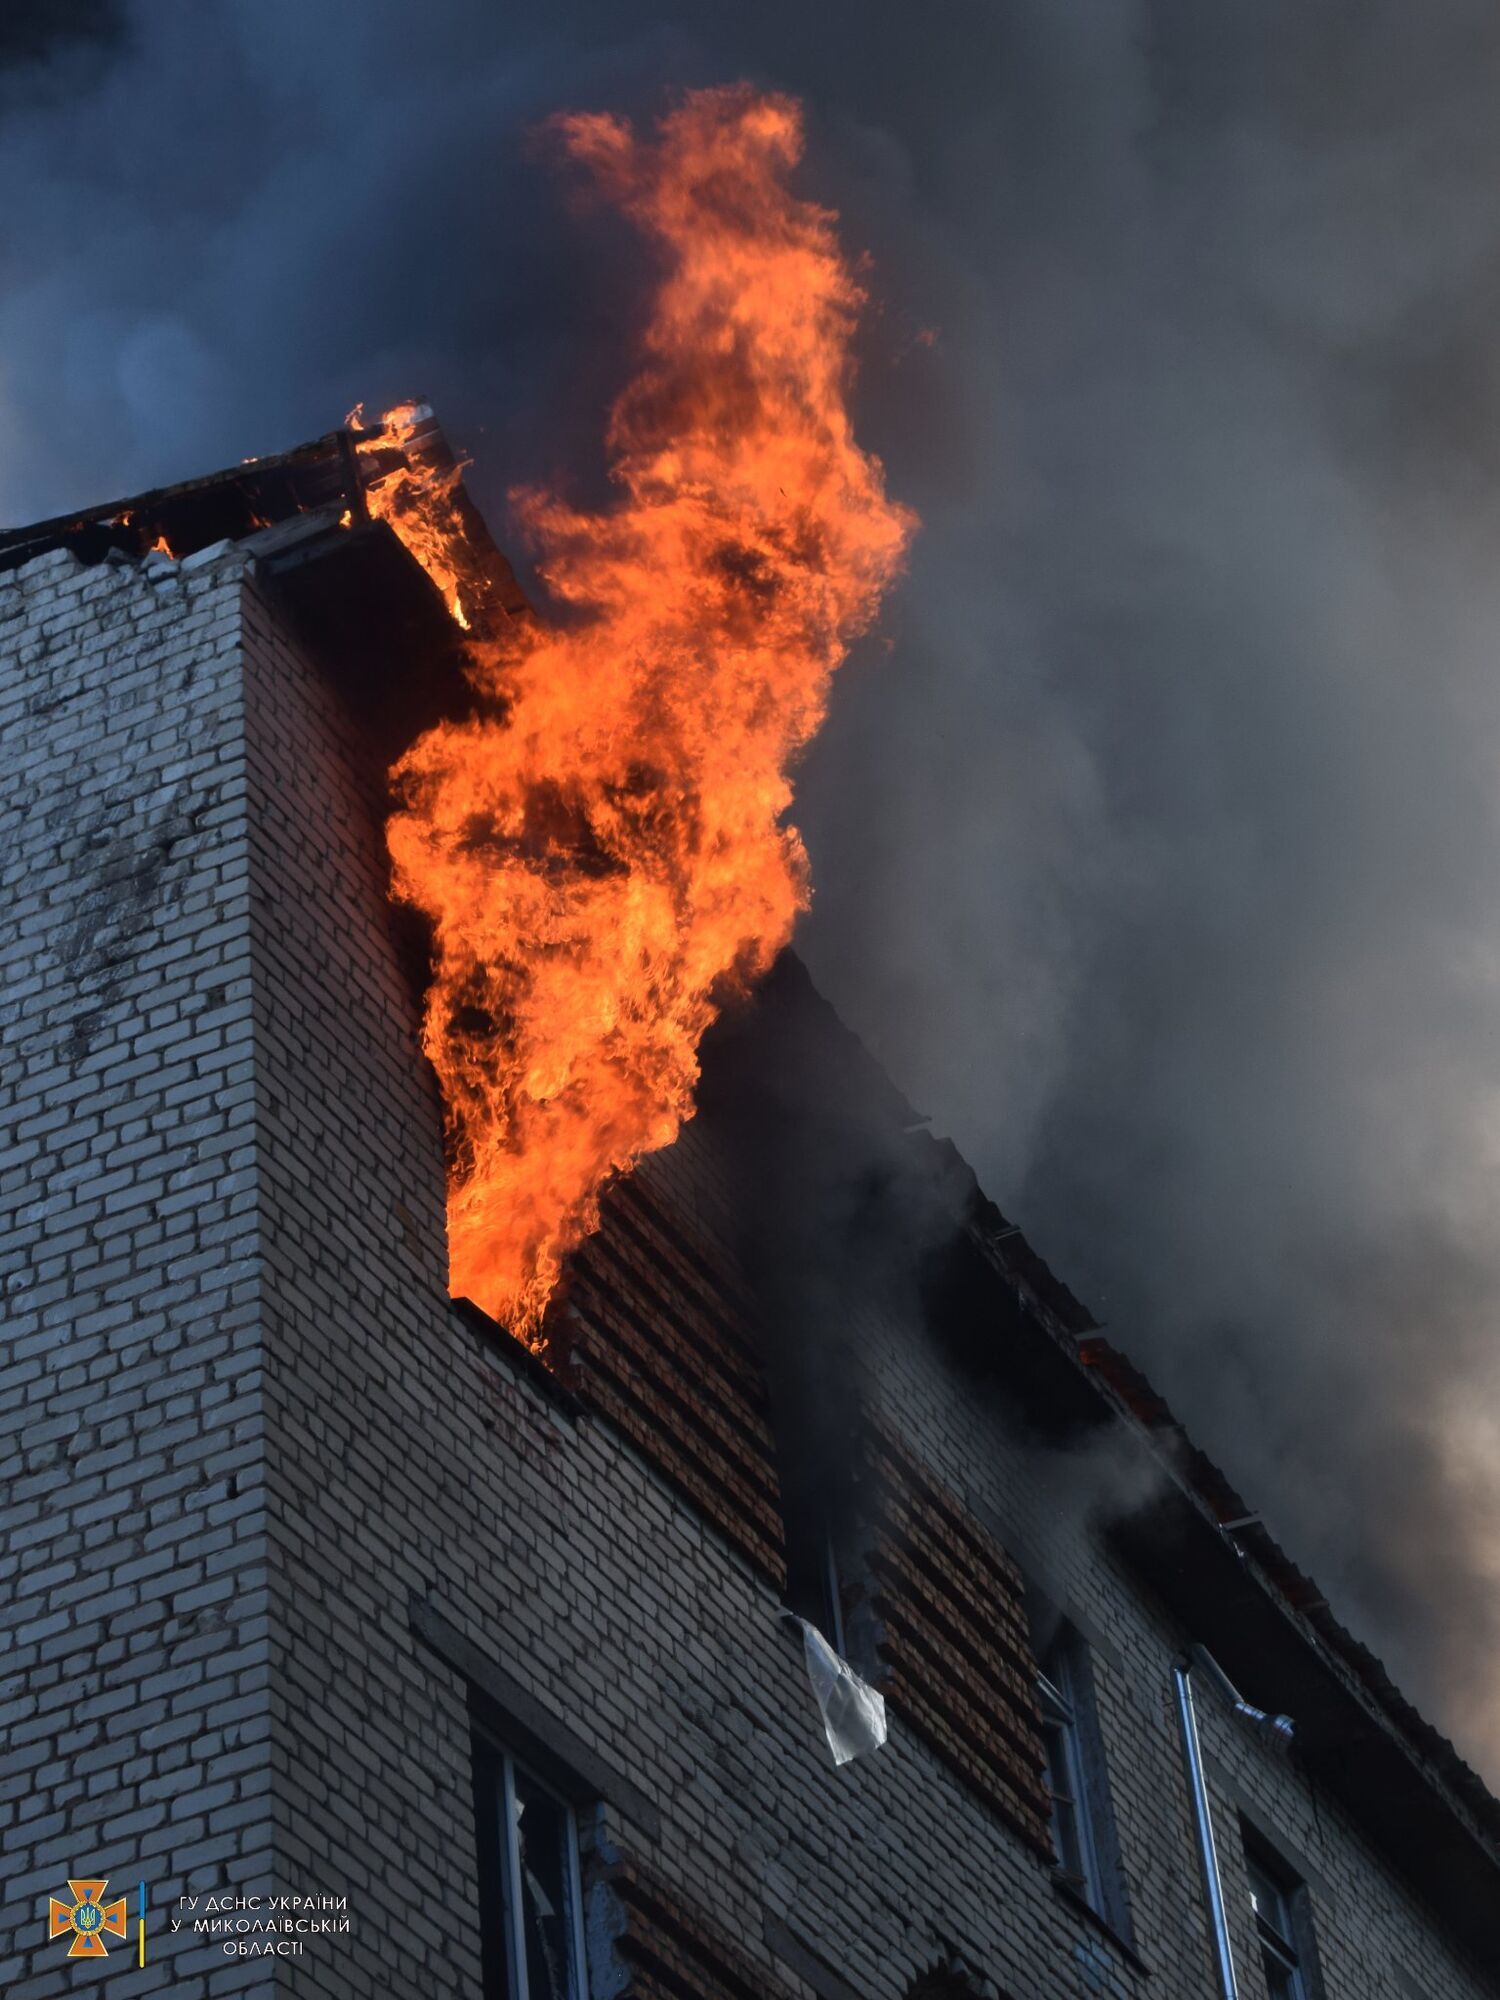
(0, 409, 527, 623)
(0, 411, 525, 768)
(0, 427, 367, 574)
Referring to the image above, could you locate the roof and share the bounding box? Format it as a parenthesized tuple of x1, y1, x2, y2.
(0, 413, 526, 771)
(0, 411, 528, 626)
(1075, 1330, 1500, 1847)
(0, 427, 366, 573)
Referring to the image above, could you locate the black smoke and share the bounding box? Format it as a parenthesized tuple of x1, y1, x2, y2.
(5, 1, 1500, 1778)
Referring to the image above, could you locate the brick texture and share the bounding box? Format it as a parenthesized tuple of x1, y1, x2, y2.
(861, 1419, 1054, 1857)
(0, 548, 272, 1999)
(553, 1174, 787, 1589)
(2, 538, 1497, 2000)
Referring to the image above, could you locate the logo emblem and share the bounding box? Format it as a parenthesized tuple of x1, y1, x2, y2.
(49, 1880, 129, 1959)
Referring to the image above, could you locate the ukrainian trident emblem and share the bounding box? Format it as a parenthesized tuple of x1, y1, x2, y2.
(49, 1879, 129, 1958)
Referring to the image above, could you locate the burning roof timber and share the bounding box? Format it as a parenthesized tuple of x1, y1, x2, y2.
(5, 432, 1500, 1966)
(0, 409, 526, 626)
(0, 409, 527, 766)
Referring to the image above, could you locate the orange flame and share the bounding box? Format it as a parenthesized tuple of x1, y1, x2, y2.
(349, 401, 473, 627)
(386, 86, 915, 1335)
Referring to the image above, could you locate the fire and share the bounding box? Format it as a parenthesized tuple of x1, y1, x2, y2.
(348, 400, 473, 628)
(385, 86, 915, 1335)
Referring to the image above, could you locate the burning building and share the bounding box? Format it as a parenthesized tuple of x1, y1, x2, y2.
(3, 89, 1500, 2000)
(3, 408, 1500, 2000)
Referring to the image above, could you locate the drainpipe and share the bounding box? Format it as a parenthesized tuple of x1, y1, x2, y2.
(1173, 1658, 1239, 2000)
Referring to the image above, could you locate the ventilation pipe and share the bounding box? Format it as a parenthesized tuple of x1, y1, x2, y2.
(1173, 1658, 1239, 2000)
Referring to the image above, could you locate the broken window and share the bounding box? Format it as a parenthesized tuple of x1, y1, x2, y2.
(472, 1733, 588, 2000)
(1244, 1834, 1314, 2000)
(785, 1503, 850, 1657)
(772, 1393, 872, 1672)
(1034, 1623, 1131, 1938)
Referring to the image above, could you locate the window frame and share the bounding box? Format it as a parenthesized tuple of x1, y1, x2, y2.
(473, 1730, 590, 2000)
(1037, 1648, 1103, 1905)
(1242, 1829, 1313, 2000)
(1030, 1617, 1133, 1945)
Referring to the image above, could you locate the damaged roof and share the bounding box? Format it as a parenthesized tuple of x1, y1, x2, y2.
(0, 411, 527, 624)
(0, 413, 526, 769)
(0, 426, 366, 574)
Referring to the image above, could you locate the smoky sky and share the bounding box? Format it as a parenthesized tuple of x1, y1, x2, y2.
(6, 1, 1500, 1781)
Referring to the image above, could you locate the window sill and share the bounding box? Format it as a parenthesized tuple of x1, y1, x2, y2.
(1050, 1875, 1151, 1979)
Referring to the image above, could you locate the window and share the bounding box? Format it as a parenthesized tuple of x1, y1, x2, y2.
(1038, 1640, 1102, 1905)
(472, 1734, 588, 2000)
(1034, 1623, 1130, 1939)
(783, 1488, 852, 1661)
(808, 1516, 848, 1658)
(1244, 1835, 1311, 2000)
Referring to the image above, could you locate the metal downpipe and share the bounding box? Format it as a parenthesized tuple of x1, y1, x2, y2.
(1173, 1658, 1239, 2000)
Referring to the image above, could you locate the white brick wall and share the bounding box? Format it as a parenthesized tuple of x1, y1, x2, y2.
(0, 548, 271, 1998)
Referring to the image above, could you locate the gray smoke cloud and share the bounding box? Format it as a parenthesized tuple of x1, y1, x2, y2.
(5, 1, 1500, 1778)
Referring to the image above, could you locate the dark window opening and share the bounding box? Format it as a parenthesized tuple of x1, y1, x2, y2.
(785, 1503, 850, 1658)
(472, 1731, 589, 2000)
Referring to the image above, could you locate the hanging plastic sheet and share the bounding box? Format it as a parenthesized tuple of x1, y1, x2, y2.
(798, 1618, 888, 1766)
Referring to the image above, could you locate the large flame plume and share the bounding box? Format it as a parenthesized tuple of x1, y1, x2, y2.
(385, 86, 915, 1335)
